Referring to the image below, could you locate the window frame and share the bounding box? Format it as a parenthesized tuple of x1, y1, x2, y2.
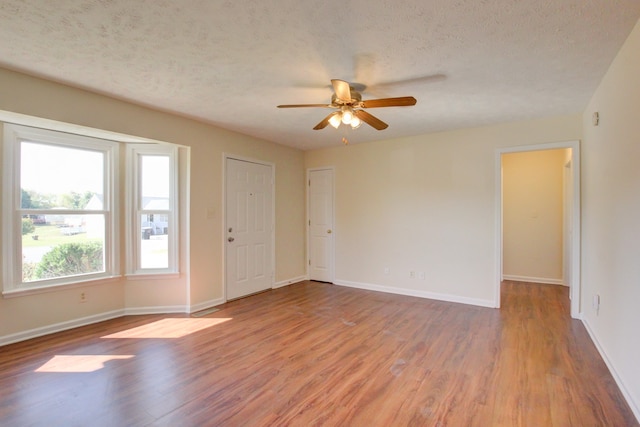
(2, 124, 119, 295)
(126, 144, 179, 276)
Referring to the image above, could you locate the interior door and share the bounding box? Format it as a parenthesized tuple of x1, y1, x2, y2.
(226, 158, 273, 300)
(308, 168, 334, 282)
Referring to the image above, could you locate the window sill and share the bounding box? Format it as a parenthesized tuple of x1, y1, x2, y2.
(2, 275, 121, 299)
(125, 272, 180, 281)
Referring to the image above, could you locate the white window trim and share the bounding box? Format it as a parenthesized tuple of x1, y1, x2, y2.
(125, 143, 179, 276)
(2, 124, 119, 294)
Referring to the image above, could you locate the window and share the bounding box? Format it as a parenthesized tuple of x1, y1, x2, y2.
(2, 124, 180, 295)
(127, 144, 178, 275)
(2, 125, 118, 292)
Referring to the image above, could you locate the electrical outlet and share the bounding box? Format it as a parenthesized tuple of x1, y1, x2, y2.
(384, 267, 390, 275)
(409, 271, 415, 279)
(80, 292, 87, 303)
(418, 271, 426, 280)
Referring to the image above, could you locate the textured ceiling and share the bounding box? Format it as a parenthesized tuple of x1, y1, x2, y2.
(0, 1, 639, 150)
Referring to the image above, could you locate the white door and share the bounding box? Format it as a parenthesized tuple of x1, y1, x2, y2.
(308, 169, 334, 282)
(226, 158, 273, 300)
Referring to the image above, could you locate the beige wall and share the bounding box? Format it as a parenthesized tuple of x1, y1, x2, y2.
(0, 68, 306, 340)
(2, 17, 638, 417)
(305, 115, 582, 306)
(502, 149, 567, 283)
(582, 19, 640, 418)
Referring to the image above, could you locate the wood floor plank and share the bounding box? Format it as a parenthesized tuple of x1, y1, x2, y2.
(0, 280, 637, 426)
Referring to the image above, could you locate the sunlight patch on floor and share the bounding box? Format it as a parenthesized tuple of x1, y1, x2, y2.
(35, 355, 134, 373)
(101, 317, 232, 339)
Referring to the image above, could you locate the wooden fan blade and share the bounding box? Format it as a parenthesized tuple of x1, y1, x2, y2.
(277, 104, 331, 108)
(354, 110, 388, 130)
(331, 79, 352, 102)
(360, 96, 417, 108)
(313, 112, 339, 130)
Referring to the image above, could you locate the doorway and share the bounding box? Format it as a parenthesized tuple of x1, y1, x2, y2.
(496, 141, 581, 318)
(225, 156, 274, 300)
(307, 168, 335, 282)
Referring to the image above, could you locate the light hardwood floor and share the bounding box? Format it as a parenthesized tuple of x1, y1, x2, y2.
(0, 281, 637, 426)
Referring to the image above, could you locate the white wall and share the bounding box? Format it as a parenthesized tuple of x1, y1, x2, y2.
(581, 18, 640, 420)
(0, 68, 306, 341)
(502, 149, 567, 284)
(305, 115, 582, 306)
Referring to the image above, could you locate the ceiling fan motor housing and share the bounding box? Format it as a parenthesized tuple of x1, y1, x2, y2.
(331, 90, 362, 107)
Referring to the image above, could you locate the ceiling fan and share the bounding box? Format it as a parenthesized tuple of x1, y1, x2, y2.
(277, 79, 417, 131)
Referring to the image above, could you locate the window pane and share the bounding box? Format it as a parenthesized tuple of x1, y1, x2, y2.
(21, 142, 104, 210)
(22, 214, 105, 282)
(140, 214, 169, 269)
(141, 155, 169, 209)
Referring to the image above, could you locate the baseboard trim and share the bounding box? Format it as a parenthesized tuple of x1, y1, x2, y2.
(502, 275, 565, 285)
(0, 309, 125, 347)
(0, 302, 221, 347)
(582, 316, 640, 423)
(189, 298, 226, 314)
(123, 305, 188, 315)
(0, 278, 493, 347)
(273, 275, 308, 289)
(334, 280, 495, 308)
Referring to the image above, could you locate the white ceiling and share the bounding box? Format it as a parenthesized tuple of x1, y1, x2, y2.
(1, 1, 639, 150)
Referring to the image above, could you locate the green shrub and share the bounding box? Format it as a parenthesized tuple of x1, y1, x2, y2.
(22, 218, 35, 235)
(22, 259, 38, 282)
(34, 241, 104, 279)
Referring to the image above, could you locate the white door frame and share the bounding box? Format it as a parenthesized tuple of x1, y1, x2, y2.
(495, 140, 581, 318)
(223, 153, 276, 301)
(306, 167, 336, 282)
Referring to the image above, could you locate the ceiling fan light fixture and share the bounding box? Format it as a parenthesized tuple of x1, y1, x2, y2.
(341, 107, 353, 125)
(329, 112, 342, 129)
(350, 115, 362, 129)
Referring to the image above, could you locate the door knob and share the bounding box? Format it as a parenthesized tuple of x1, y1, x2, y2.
(327, 229, 332, 234)
(228, 237, 235, 242)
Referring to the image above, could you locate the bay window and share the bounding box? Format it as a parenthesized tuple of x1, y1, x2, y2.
(2, 124, 180, 296)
